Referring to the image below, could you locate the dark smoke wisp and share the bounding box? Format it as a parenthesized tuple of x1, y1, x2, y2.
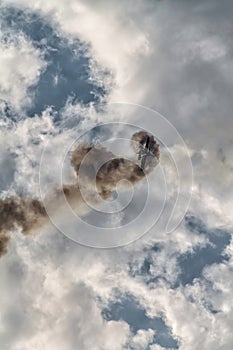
(71, 131, 160, 199)
(0, 131, 160, 257)
(0, 197, 47, 256)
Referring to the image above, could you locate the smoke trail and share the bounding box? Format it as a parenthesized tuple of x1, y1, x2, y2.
(0, 234, 10, 257)
(71, 132, 159, 199)
(0, 197, 47, 256)
(0, 131, 159, 257)
(0, 197, 47, 234)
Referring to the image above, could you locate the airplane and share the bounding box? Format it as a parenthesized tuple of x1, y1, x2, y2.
(137, 135, 155, 171)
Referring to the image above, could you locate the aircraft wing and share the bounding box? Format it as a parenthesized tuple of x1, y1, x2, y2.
(145, 136, 150, 149)
(140, 155, 147, 171)
(148, 137, 154, 152)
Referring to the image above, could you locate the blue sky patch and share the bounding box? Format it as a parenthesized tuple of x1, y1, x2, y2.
(1, 6, 106, 116)
(102, 294, 179, 349)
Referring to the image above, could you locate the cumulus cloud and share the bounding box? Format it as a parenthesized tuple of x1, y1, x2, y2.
(131, 329, 155, 350)
(2, 0, 232, 227)
(0, 32, 45, 111)
(1, 0, 152, 103)
(0, 1, 232, 349)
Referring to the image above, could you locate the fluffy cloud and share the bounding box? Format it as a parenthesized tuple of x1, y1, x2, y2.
(3, 0, 232, 226)
(0, 1, 232, 349)
(131, 329, 155, 350)
(0, 32, 45, 111)
(2, 0, 151, 103)
(0, 234, 130, 350)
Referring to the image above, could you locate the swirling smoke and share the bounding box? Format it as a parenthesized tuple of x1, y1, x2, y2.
(0, 131, 159, 257)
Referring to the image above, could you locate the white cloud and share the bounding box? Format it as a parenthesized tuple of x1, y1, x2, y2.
(2, 0, 151, 103)
(150, 346, 173, 350)
(3, 0, 232, 226)
(131, 329, 154, 350)
(0, 1, 233, 350)
(0, 32, 46, 111)
(0, 231, 131, 350)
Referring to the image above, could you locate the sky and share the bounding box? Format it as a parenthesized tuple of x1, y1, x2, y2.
(0, 0, 233, 349)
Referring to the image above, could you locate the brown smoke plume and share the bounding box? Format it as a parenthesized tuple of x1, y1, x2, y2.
(0, 197, 48, 256)
(0, 132, 159, 257)
(71, 131, 159, 199)
(0, 234, 9, 257)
